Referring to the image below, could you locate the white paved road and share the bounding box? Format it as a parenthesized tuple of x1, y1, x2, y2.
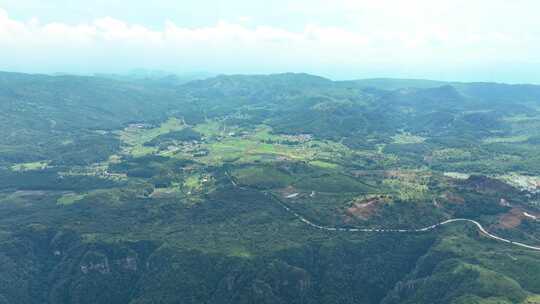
(277, 199, 540, 251)
(226, 172, 540, 251)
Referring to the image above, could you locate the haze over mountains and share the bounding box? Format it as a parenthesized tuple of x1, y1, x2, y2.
(1, 71, 540, 304)
(3, 1, 540, 83)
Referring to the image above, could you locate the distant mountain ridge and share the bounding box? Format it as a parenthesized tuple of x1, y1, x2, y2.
(2, 70, 540, 304)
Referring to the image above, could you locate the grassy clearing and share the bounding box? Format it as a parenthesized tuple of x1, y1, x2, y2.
(57, 193, 86, 205)
(183, 174, 203, 193)
(129, 145, 158, 157)
(524, 295, 540, 303)
(10, 161, 50, 171)
(294, 173, 375, 193)
(309, 160, 340, 169)
(233, 166, 294, 189)
(120, 118, 185, 156)
(193, 120, 239, 138)
(228, 247, 253, 258)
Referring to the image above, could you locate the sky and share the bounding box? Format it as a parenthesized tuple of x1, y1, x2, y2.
(1, 0, 540, 83)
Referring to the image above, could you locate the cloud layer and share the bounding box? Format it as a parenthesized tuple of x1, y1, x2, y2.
(1, 1, 540, 82)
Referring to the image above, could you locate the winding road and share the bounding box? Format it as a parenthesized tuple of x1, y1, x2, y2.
(225, 172, 540, 251)
(277, 199, 540, 251)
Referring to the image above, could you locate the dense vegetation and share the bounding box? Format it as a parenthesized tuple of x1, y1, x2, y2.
(1, 71, 540, 303)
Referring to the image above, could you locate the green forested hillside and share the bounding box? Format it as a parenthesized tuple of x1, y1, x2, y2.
(1, 72, 540, 304)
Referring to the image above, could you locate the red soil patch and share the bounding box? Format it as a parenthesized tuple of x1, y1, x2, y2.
(499, 208, 524, 229)
(498, 208, 540, 229)
(344, 196, 388, 220)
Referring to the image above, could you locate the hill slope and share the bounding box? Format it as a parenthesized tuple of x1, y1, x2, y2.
(1, 72, 540, 303)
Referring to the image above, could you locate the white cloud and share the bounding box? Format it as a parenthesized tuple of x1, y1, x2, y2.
(1, 2, 539, 81)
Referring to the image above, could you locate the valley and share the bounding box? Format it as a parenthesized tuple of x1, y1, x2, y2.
(1, 72, 540, 303)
